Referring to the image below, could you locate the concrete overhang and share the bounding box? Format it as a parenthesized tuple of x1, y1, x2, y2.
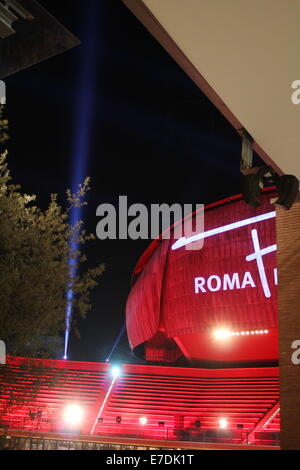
(122, 0, 300, 180)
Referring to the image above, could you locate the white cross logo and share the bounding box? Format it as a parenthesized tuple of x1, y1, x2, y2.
(246, 229, 277, 298)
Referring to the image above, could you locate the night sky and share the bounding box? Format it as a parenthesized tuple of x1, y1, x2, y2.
(4, 0, 263, 364)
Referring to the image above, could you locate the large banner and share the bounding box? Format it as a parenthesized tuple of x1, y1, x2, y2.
(163, 192, 277, 336)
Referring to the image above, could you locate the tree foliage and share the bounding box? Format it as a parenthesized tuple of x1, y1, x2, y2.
(0, 110, 104, 357)
(0, 359, 68, 429)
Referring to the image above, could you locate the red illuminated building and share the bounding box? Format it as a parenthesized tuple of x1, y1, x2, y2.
(126, 189, 278, 366)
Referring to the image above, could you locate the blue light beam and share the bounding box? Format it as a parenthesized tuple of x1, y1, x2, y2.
(105, 323, 126, 362)
(64, 2, 100, 360)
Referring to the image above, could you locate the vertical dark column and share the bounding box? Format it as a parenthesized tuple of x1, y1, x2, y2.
(276, 203, 300, 450)
(174, 414, 184, 440)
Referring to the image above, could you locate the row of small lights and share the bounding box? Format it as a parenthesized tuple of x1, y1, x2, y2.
(64, 365, 229, 430)
(109, 368, 228, 427)
(263, 407, 280, 429)
(64, 367, 229, 430)
(63, 406, 228, 429)
(213, 328, 269, 339)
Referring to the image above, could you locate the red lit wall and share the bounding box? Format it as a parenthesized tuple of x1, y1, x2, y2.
(0, 356, 279, 445)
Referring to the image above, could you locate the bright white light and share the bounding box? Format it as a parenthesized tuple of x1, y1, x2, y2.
(111, 365, 121, 378)
(213, 329, 231, 340)
(91, 376, 117, 434)
(139, 416, 147, 426)
(219, 418, 228, 429)
(63, 404, 83, 426)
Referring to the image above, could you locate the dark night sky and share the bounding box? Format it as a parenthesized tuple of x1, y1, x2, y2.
(4, 0, 263, 363)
